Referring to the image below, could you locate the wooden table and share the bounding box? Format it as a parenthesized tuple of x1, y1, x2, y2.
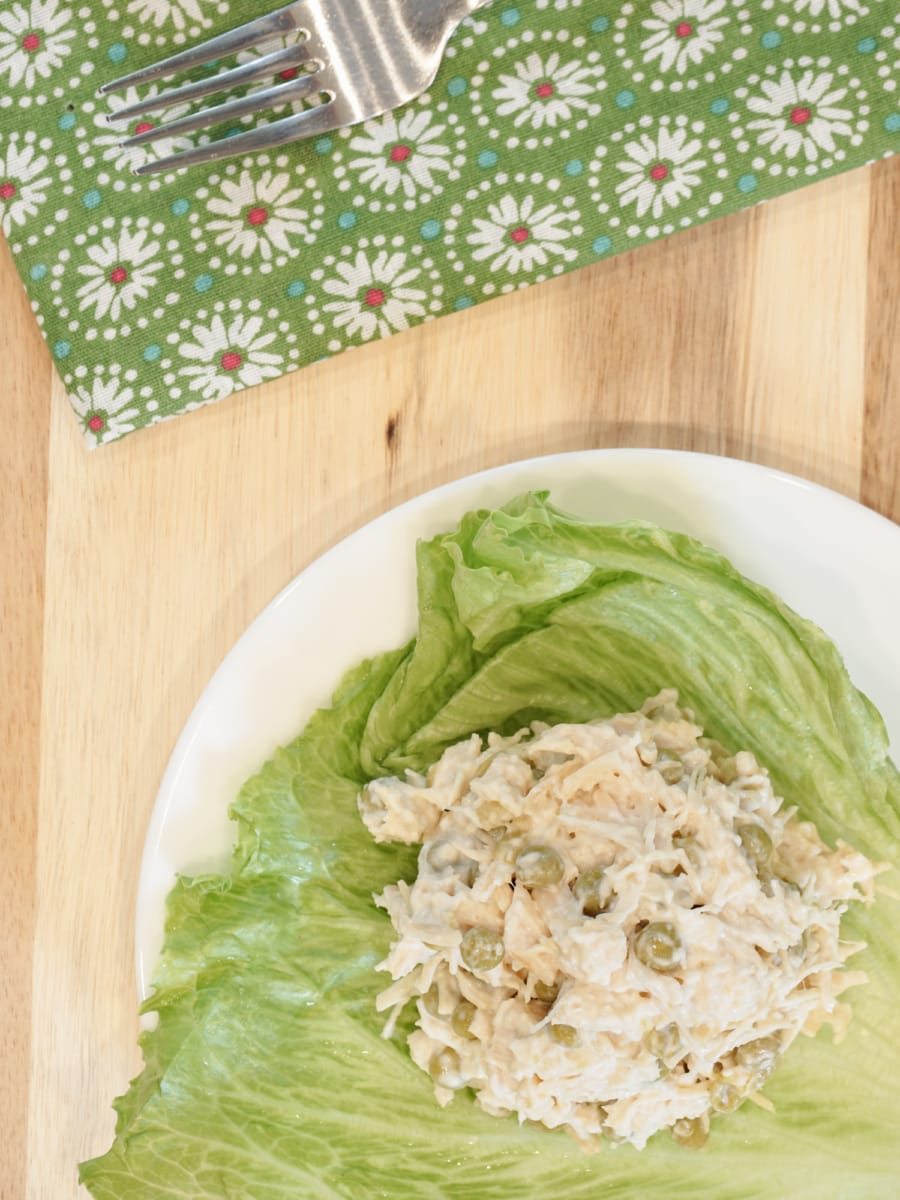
(3, 155, 898, 1200)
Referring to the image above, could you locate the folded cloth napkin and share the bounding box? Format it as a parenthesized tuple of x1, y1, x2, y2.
(0, 0, 896, 446)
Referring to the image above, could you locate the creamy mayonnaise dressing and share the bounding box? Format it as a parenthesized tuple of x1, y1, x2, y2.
(359, 691, 878, 1150)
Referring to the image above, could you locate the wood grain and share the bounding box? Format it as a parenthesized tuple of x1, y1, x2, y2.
(2, 155, 898, 1200)
(0, 234, 51, 1200)
(862, 159, 900, 523)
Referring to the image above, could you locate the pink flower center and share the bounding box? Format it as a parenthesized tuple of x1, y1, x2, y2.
(88, 414, 104, 432)
(0, 182, 16, 200)
(22, 33, 41, 52)
(279, 66, 299, 80)
(509, 226, 530, 244)
(389, 144, 411, 163)
(134, 120, 155, 135)
(221, 351, 243, 371)
(674, 21, 693, 37)
(534, 81, 554, 99)
(364, 287, 386, 307)
(649, 162, 669, 181)
(789, 106, 812, 125)
(247, 206, 268, 226)
(109, 266, 128, 284)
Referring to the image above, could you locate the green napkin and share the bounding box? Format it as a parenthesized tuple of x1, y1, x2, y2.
(0, 0, 896, 446)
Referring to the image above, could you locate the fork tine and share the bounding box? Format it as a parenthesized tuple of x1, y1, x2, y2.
(97, 0, 307, 95)
(121, 73, 324, 147)
(132, 101, 343, 176)
(107, 44, 315, 123)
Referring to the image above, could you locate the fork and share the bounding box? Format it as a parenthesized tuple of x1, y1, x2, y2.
(101, 0, 489, 177)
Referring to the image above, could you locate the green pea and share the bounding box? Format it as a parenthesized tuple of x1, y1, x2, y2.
(533, 978, 560, 1003)
(428, 1046, 463, 1088)
(671, 1116, 708, 1149)
(644, 1022, 681, 1061)
(477, 801, 508, 830)
(633, 921, 685, 973)
(550, 1024, 579, 1047)
(736, 1035, 781, 1085)
(421, 984, 441, 1015)
(572, 866, 606, 916)
(451, 1000, 477, 1039)
(460, 927, 504, 972)
(515, 845, 565, 887)
(738, 823, 773, 870)
(709, 1080, 742, 1113)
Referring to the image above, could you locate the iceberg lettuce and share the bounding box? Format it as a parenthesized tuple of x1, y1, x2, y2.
(80, 493, 900, 1198)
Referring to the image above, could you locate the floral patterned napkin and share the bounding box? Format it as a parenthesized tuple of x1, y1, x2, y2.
(0, 0, 896, 446)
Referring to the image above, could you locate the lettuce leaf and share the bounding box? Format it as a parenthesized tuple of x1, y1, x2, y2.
(80, 493, 900, 1198)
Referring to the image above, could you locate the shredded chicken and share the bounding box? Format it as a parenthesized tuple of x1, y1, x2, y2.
(358, 690, 879, 1151)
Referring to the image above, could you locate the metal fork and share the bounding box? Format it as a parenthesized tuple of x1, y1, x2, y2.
(101, 0, 488, 177)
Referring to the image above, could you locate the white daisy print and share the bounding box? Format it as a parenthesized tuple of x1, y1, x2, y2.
(492, 51, 600, 130)
(746, 69, 854, 161)
(92, 86, 195, 169)
(320, 249, 427, 341)
(347, 110, 453, 200)
(0, 141, 51, 234)
(75, 226, 163, 322)
(0, 0, 75, 90)
(205, 169, 311, 260)
(467, 194, 578, 274)
(790, 0, 863, 18)
(640, 0, 729, 75)
(615, 125, 707, 218)
(71, 375, 140, 448)
(178, 312, 284, 402)
(125, 0, 217, 31)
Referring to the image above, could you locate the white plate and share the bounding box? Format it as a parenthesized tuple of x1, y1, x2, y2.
(136, 449, 900, 998)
